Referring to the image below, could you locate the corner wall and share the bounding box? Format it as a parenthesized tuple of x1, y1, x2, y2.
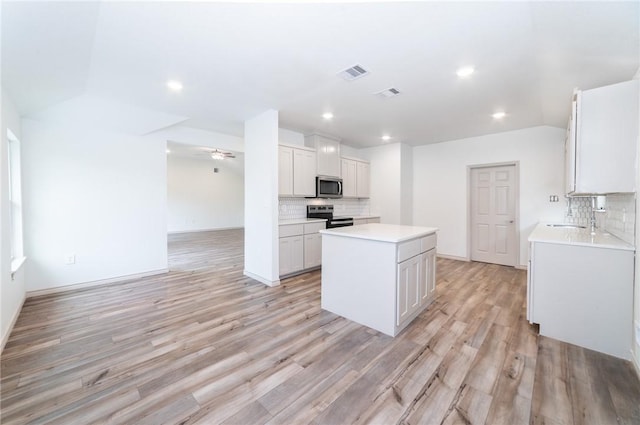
(244, 110, 279, 286)
(1, 89, 26, 349)
(362, 143, 413, 225)
(412, 126, 566, 266)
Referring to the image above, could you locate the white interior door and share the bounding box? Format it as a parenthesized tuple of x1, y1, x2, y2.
(470, 165, 517, 266)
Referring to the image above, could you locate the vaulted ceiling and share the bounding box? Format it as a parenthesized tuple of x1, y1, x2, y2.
(2, 1, 638, 147)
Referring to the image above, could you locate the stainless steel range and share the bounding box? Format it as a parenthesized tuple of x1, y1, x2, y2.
(307, 205, 353, 228)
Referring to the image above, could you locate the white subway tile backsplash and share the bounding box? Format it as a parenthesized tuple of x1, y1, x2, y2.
(279, 198, 371, 220)
(605, 193, 635, 245)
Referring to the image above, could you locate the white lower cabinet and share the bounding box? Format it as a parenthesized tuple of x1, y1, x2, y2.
(397, 255, 421, 326)
(279, 221, 325, 277)
(396, 241, 437, 329)
(304, 233, 322, 269)
(528, 241, 633, 359)
(279, 235, 303, 276)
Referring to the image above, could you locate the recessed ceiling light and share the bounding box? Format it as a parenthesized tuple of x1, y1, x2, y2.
(322, 112, 334, 120)
(381, 135, 391, 141)
(456, 66, 475, 78)
(166, 148, 171, 154)
(492, 111, 507, 119)
(167, 80, 183, 91)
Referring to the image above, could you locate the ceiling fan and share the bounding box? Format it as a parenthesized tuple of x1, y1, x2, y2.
(207, 149, 236, 160)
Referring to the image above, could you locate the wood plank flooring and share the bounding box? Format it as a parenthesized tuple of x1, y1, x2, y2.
(1, 229, 639, 424)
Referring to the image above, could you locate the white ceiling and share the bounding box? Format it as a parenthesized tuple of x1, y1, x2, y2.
(2, 1, 638, 148)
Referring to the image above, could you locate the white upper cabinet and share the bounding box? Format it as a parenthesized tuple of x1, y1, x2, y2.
(567, 80, 639, 195)
(340, 158, 357, 197)
(341, 157, 370, 198)
(279, 145, 316, 197)
(278, 146, 294, 196)
(356, 161, 370, 198)
(293, 148, 316, 196)
(305, 134, 341, 178)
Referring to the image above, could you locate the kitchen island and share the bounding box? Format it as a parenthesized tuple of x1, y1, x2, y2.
(320, 223, 438, 337)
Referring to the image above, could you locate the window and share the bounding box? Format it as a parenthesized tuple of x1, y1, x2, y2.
(7, 129, 24, 276)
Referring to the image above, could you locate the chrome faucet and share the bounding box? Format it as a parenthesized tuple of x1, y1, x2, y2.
(590, 196, 597, 234)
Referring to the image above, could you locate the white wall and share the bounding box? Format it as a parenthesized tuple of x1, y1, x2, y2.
(21, 118, 168, 292)
(244, 110, 280, 286)
(167, 154, 244, 233)
(362, 143, 413, 225)
(279, 128, 305, 146)
(413, 126, 566, 266)
(1, 89, 26, 349)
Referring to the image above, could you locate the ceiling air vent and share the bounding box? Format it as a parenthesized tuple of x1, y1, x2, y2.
(338, 64, 369, 81)
(375, 87, 401, 98)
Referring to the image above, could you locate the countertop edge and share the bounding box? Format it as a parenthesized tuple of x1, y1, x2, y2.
(279, 218, 327, 225)
(320, 224, 438, 243)
(528, 223, 635, 251)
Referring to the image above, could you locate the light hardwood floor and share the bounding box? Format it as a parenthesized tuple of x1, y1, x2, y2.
(1, 229, 639, 424)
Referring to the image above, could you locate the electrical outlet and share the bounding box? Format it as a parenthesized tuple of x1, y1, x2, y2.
(549, 195, 559, 202)
(65, 254, 76, 265)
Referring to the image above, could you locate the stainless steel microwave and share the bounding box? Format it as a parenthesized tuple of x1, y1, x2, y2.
(316, 176, 343, 198)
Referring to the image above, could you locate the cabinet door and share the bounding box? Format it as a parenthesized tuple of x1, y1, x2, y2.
(356, 161, 370, 198)
(564, 101, 576, 195)
(303, 233, 322, 269)
(279, 235, 303, 276)
(397, 255, 421, 326)
(421, 248, 436, 303)
(317, 138, 341, 177)
(293, 149, 317, 197)
(573, 80, 638, 194)
(278, 146, 294, 196)
(341, 158, 357, 198)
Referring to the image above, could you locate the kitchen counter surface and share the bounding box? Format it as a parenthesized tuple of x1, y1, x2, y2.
(320, 223, 438, 243)
(528, 223, 634, 251)
(279, 218, 327, 225)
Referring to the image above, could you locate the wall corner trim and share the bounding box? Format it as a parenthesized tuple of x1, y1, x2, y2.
(1, 294, 27, 354)
(244, 270, 280, 287)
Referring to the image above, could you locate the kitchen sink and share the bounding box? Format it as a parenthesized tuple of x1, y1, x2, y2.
(545, 223, 586, 229)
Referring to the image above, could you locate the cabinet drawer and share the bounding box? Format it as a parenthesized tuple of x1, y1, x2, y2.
(420, 234, 436, 252)
(304, 221, 326, 234)
(397, 238, 422, 263)
(280, 224, 304, 238)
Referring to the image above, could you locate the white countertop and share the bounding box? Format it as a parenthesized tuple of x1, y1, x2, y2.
(320, 223, 438, 243)
(279, 218, 327, 225)
(528, 223, 634, 251)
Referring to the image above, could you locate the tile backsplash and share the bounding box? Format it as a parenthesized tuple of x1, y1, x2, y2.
(279, 197, 372, 220)
(564, 194, 635, 245)
(604, 193, 635, 245)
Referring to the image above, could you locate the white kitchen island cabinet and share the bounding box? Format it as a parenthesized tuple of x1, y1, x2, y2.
(320, 224, 438, 337)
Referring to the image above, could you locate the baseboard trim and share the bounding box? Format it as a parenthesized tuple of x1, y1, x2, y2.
(244, 270, 280, 287)
(436, 254, 469, 262)
(168, 226, 243, 235)
(26, 269, 169, 298)
(514, 264, 528, 270)
(1, 294, 26, 354)
(633, 349, 640, 380)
